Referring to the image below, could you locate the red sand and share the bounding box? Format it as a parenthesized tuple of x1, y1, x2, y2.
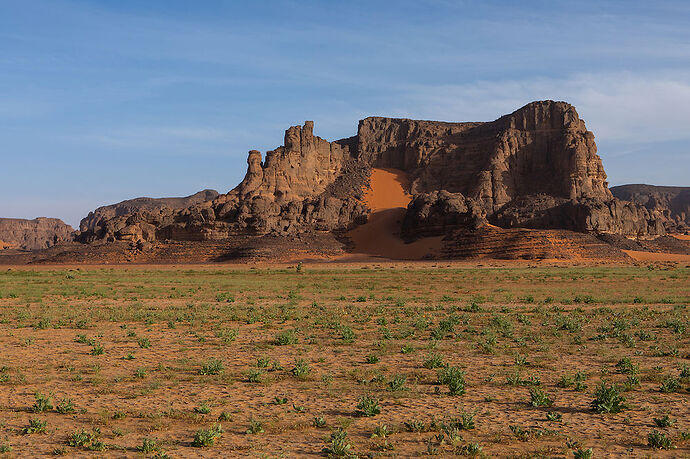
(623, 250, 690, 262)
(346, 168, 442, 260)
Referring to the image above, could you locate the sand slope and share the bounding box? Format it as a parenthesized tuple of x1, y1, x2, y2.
(346, 168, 442, 260)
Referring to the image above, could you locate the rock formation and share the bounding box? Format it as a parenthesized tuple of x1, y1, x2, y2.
(76, 100, 671, 250)
(0, 218, 74, 250)
(611, 184, 689, 233)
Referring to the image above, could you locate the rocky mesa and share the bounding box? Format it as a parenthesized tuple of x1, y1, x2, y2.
(0, 217, 74, 251)
(67, 100, 682, 260)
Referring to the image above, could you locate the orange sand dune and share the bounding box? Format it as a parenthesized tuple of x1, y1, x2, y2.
(346, 168, 442, 260)
(674, 234, 690, 241)
(623, 250, 690, 262)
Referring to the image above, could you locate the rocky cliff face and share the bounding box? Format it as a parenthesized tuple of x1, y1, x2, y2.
(0, 218, 74, 250)
(77, 100, 670, 245)
(78, 122, 369, 243)
(611, 184, 689, 233)
(79, 189, 219, 233)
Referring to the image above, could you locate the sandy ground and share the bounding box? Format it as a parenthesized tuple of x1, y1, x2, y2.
(0, 266, 688, 457)
(346, 168, 443, 260)
(623, 250, 690, 262)
(674, 234, 690, 241)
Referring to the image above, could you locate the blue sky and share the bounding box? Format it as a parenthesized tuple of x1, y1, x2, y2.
(2, 0, 689, 227)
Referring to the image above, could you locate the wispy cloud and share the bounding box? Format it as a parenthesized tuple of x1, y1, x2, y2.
(392, 72, 690, 146)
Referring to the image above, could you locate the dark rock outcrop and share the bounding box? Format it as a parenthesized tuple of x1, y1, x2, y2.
(402, 191, 486, 239)
(0, 218, 74, 250)
(611, 184, 690, 233)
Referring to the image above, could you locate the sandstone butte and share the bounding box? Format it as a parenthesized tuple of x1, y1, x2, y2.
(2, 100, 689, 261)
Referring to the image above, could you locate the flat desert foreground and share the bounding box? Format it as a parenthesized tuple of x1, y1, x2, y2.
(0, 263, 689, 457)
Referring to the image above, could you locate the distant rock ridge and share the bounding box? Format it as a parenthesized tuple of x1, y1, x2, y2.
(76, 100, 674, 247)
(611, 184, 689, 233)
(0, 217, 74, 251)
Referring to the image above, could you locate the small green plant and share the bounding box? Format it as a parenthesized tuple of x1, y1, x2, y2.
(247, 369, 263, 383)
(134, 367, 147, 379)
(192, 424, 223, 447)
(137, 438, 163, 454)
(90, 343, 105, 355)
(387, 374, 407, 391)
(291, 359, 310, 378)
(67, 429, 105, 451)
(591, 381, 627, 414)
(365, 354, 379, 364)
(313, 416, 326, 427)
(32, 392, 53, 413)
(246, 418, 264, 434)
(615, 357, 639, 375)
(21, 418, 47, 434)
(401, 343, 415, 354)
(275, 329, 299, 345)
(56, 398, 75, 414)
(529, 387, 553, 407)
(573, 448, 593, 459)
(194, 403, 211, 414)
(653, 414, 674, 428)
(546, 411, 562, 422)
(199, 358, 224, 376)
(371, 424, 390, 438)
(218, 411, 232, 422)
(660, 376, 680, 393)
(423, 353, 444, 369)
(437, 366, 466, 395)
(272, 396, 288, 405)
(322, 428, 352, 457)
(404, 419, 426, 432)
(137, 337, 151, 349)
(648, 430, 673, 449)
(340, 326, 356, 343)
(356, 395, 381, 417)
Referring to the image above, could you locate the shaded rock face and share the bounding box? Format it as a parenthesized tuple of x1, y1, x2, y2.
(0, 218, 74, 250)
(78, 100, 669, 245)
(401, 191, 487, 240)
(611, 184, 690, 233)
